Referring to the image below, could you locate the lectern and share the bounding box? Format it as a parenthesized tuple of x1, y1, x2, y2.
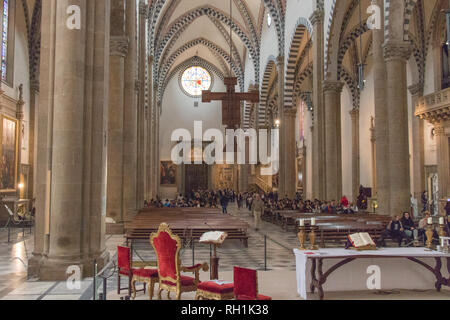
(199, 231, 228, 280)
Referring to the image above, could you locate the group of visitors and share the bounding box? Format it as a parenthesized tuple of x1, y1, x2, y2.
(377, 211, 450, 247)
(145, 189, 236, 211)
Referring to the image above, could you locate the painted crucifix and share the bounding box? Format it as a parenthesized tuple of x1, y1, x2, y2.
(202, 77, 259, 128)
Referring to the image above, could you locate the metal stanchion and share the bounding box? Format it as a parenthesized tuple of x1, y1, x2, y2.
(264, 235, 267, 271)
(192, 239, 195, 267)
(93, 260, 97, 300)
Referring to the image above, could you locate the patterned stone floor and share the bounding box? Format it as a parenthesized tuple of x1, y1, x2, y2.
(0, 204, 448, 300)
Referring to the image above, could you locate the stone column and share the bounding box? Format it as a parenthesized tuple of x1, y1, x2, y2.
(28, 81, 39, 200)
(408, 83, 425, 210)
(136, 2, 147, 207)
(383, 41, 412, 215)
(146, 56, 153, 200)
(350, 108, 360, 203)
(283, 108, 297, 198)
(29, 0, 110, 280)
(107, 0, 127, 223)
(276, 55, 287, 196)
(434, 124, 450, 216)
(123, 0, 138, 217)
(370, 117, 377, 195)
(16, 87, 25, 195)
(323, 80, 344, 201)
(310, 9, 325, 200)
(372, 0, 390, 215)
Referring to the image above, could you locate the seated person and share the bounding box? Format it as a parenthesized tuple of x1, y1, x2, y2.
(377, 215, 404, 247)
(400, 212, 419, 244)
(446, 216, 450, 235)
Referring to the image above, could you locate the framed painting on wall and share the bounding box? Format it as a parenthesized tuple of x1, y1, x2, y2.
(160, 161, 177, 186)
(0, 115, 18, 192)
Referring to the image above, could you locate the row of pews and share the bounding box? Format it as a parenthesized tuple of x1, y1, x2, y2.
(125, 207, 249, 247)
(262, 209, 392, 246)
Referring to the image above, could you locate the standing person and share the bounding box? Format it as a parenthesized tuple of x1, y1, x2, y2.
(220, 192, 229, 214)
(252, 194, 264, 231)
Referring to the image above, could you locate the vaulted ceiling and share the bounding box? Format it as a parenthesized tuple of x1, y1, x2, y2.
(148, 0, 270, 102)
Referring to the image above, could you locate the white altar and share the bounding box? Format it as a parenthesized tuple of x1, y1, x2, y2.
(293, 248, 450, 300)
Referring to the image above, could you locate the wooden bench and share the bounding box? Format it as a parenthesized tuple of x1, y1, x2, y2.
(125, 208, 249, 248)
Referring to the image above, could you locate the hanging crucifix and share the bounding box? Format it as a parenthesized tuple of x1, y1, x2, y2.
(201, 0, 259, 128)
(202, 77, 259, 128)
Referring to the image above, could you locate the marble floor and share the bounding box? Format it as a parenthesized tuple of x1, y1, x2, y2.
(0, 204, 448, 300)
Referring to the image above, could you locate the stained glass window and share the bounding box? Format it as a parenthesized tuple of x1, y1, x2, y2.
(1, 0, 8, 81)
(181, 66, 212, 97)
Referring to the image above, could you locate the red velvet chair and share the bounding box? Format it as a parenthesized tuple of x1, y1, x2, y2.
(117, 246, 159, 299)
(233, 267, 272, 300)
(150, 223, 208, 300)
(195, 281, 235, 300)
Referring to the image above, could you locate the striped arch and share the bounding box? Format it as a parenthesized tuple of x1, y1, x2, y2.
(157, 38, 245, 101)
(293, 63, 313, 95)
(285, 19, 312, 110)
(148, 0, 167, 57)
(339, 68, 360, 109)
(160, 56, 224, 102)
(259, 57, 277, 127)
(324, 0, 337, 76)
(263, 0, 284, 55)
(337, 23, 369, 80)
(403, 0, 419, 41)
(154, 6, 257, 80)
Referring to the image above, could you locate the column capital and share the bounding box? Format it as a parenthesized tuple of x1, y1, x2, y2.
(322, 80, 344, 93)
(276, 55, 284, 66)
(309, 9, 324, 25)
(408, 82, 424, 97)
(110, 36, 129, 57)
(284, 108, 297, 118)
(383, 40, 413, 61)
(434, 125, 445, 137)
(139, 1, 148, 17)
(349, 108, 359, 119)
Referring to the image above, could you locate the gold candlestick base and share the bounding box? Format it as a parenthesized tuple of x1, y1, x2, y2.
(309, 226, 319, 250)
(297, 226, 307, 250)
(438, 225, 447, 238)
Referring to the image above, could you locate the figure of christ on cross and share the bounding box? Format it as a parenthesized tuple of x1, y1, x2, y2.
(202, 77, 260, 128)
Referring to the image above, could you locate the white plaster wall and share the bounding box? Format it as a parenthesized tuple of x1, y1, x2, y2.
(359, 63, 375, 190)
(284, 0, 314, 60)
(259, 9, 279, 84)
(159, 72, 225, 198)
(422, 45, 437, 166)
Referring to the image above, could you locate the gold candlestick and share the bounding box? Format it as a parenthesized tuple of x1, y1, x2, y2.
(297, 226, 307, 250)
(309, 226, 319, 250)
(438, 224, 447, 238)
(425, 224, 434, 249)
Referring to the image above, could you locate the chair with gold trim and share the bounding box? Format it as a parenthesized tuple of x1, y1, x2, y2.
(195, 281, 235, 300)
(150, 223, 209, 300)
(233, 266, 272, 300)
(117, 246, 159, 299)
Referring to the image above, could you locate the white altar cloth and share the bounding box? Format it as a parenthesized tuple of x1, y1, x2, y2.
(293, 248, 450, 300)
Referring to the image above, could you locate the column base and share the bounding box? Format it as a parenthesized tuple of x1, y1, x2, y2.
(106, 222, 125, 235)
(29, 250, 110, 281)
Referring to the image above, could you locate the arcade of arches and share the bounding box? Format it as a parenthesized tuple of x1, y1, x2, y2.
(0, 0, 448, 282)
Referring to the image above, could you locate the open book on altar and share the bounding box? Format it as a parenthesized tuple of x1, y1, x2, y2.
(347, 232, 377, 251)
(199, 231, 228, 245)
